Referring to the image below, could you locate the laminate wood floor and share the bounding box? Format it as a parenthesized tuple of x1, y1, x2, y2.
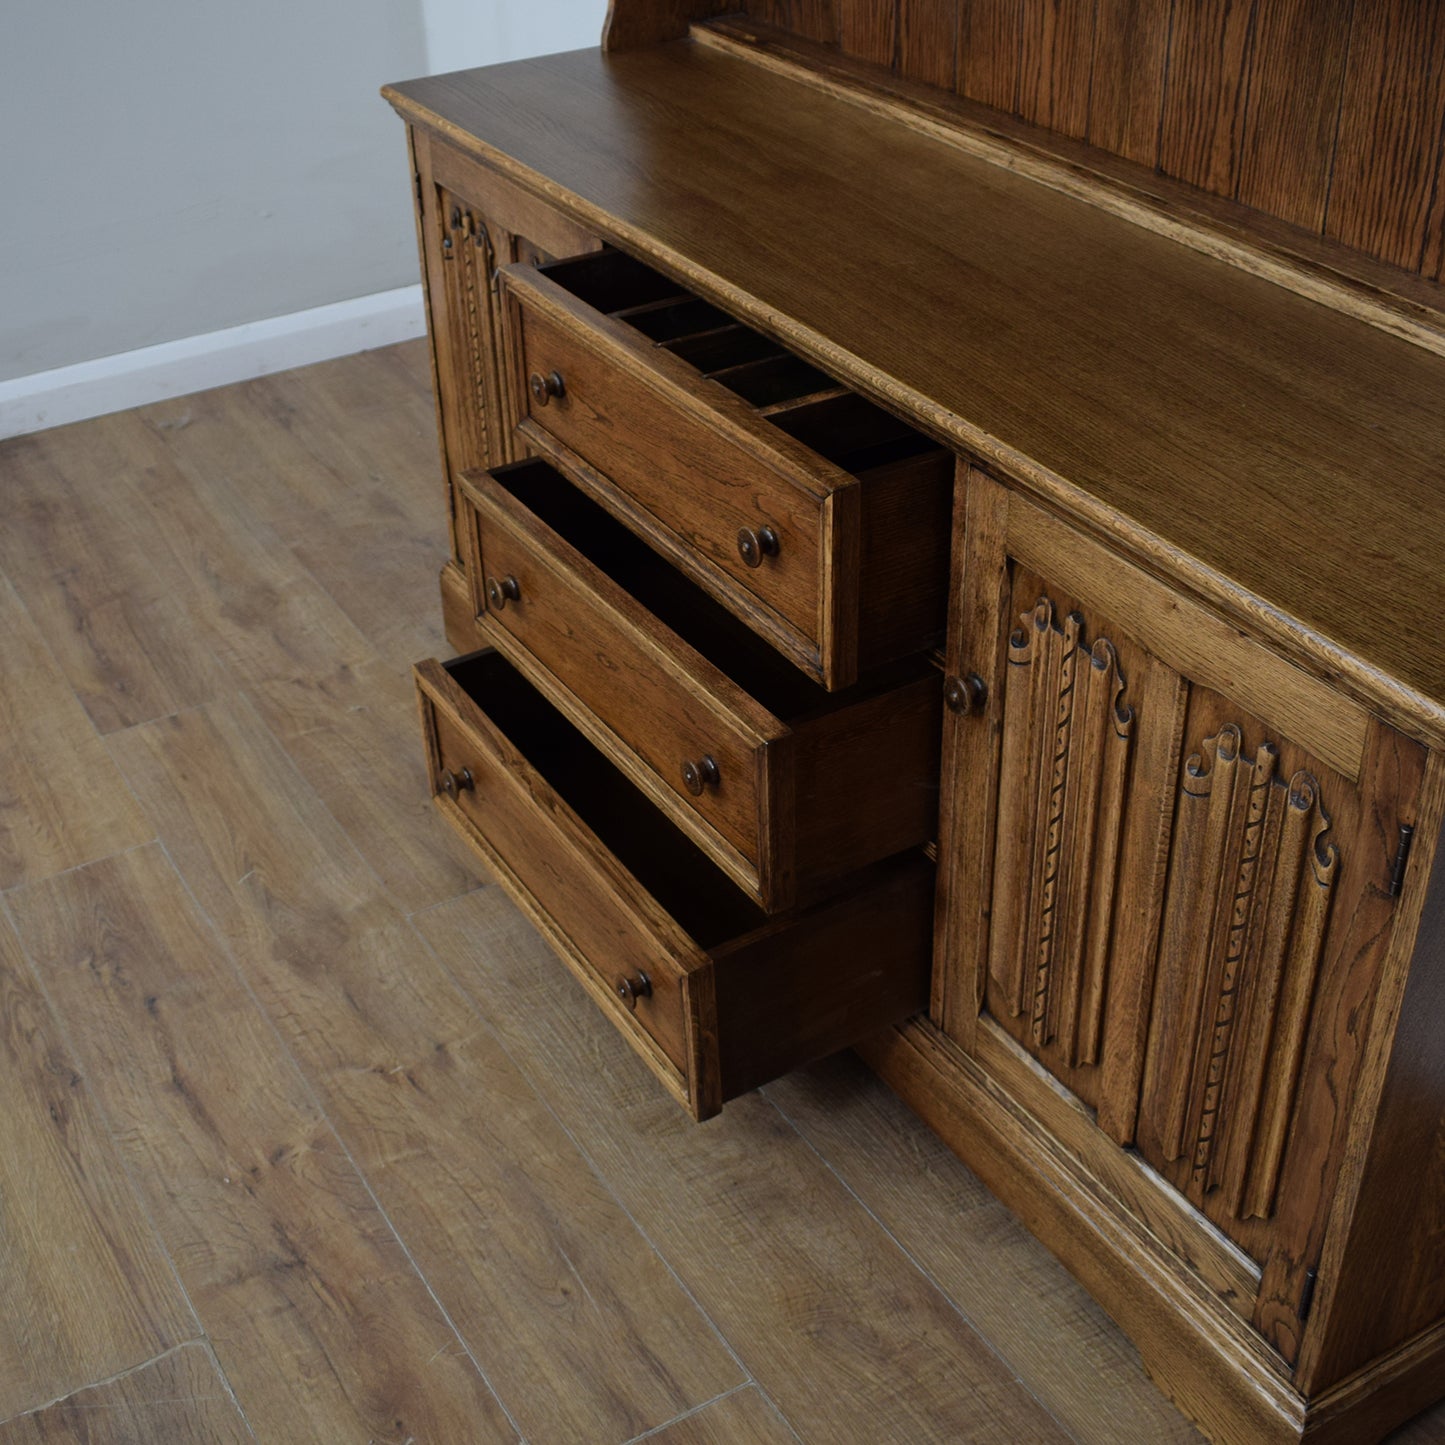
(0, 342, 1438, 1444)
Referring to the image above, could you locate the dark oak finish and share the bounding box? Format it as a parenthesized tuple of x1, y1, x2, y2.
(458, 460, 940, 908)
(385, 14, 1445, 1443)
(384, 41, 1445, 745)
(415, 651, 934, 1118)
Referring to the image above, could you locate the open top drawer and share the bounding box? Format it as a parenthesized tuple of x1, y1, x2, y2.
(416, 649, 935, 1119)
(458, 458, 942, 911)
(498, 249, 954, 690)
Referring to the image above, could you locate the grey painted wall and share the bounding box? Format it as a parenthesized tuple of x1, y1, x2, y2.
(0, 0, 607, 384)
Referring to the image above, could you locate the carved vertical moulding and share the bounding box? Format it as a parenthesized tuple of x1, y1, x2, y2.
(988, 596, 1135, 1071)
(1145, 725, 1339, 1222)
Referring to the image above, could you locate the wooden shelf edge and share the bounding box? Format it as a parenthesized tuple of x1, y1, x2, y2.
(693, 17, 1445, 363)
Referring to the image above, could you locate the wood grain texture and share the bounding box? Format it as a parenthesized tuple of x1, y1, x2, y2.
(1086, 0, 1171, 164)
(414, 884, 1076, 1445)
(248, 656, 476, 915)
(1018, 0, 1097, 139)
(767, 1054, 1204, 1443)
(640, 1386, 802, 1444)
(8, 844, 516, 1445)
(385, 44, 1445, 742)
(898, 0, 957, 89)
(0, 1346, 252, 1445)
(1327, 0, 1445, 271)
(955, 0, 1021, 110)
(0, 573, 152, 890)
(106, 700, 744, 1441)
(1159, 0, 1257, 196)
(0, 910, 192, 1421)
(1235, 0, 1353, 231)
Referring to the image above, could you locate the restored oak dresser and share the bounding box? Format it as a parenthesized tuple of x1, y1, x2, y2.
(385, 5, 1445, 1441)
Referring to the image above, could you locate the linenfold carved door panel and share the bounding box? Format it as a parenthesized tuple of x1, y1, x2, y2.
(937, 467, 1425, 1362)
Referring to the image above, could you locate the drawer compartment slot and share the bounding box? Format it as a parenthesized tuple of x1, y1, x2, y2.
(499, 248, 953, 689)
(416, 648, 934, 1119)
(460, 458, 943, 910)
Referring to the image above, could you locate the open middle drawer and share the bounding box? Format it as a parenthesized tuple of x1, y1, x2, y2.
(498, 248, 954, 690)
(458, 458, 942, 912)
(416, 649, 935, 1120)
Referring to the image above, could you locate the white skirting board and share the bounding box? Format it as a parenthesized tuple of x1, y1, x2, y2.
(0, 285, 427, 442)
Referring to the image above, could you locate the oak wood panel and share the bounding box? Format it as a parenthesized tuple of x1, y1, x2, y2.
(1018, 0, 1097, 140)
(898, 0, 957, 89)
(955, 0, 1021, 110)
(838, 0, 897, 65)
(767, 1054, 1204, 1442)
(1235, 0, 1354, 231)
(1086, 0, 1171, 164)
(1304, 756, 1445, 1389)
(1158, 0, 1256, 197)
(1327, 1, 1445, 271)
(8, 845, 516, 1445)
(106, 700, 744, 1441)
(414, 885, 1076, 1444)
(640, 1386, 801, 1444)
(0, 1346, 253, 1445)
(0, 910, 192, 1421)
(0, 570, 153, 890)
(384, 45, 1445, 743)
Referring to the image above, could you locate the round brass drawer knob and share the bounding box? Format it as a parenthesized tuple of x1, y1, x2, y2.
(616, 971, 652, 1009)
(944, 673, 988, 715)
(681, 755, 721, 796)
(737, 525, 780, 568)
(529, 370, 566, 407)
(439, 766, 474, 800)
(486, 574, 521, 610)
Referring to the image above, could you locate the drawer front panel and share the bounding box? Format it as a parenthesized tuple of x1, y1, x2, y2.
(510, 289, 832, 658)
(459, 471, 771, 871)
(416, 659, 706, 1096)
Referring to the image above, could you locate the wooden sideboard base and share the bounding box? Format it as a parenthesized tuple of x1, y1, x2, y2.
(440, 559, 485, 656)
(857, 1017, 1445, 1445)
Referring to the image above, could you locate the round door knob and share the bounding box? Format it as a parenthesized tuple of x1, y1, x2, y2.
(529, 370, 566, 407)
(681, 755, 721, 796)
(944, 673, 988, 715)
(615, 971, 652, 1009)
(486, 574, 521, 610)
(439, 766, 474, 800)
(737, 525, 780, 568)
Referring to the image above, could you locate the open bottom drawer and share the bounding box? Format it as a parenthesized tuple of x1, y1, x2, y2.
(416, 649, 934, 1119)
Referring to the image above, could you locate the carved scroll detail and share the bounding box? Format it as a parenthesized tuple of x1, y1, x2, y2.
(1152, 726, 1338, 1220)
(989, 597, 1134, 1068)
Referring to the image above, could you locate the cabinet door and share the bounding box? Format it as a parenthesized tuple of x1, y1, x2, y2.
(936, 469, 1426, 1360)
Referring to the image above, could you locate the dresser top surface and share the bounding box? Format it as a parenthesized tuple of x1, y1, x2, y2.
(387, 39, 1445, 737)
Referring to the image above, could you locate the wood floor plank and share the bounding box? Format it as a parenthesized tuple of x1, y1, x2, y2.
(765, 1054, 1204, 1444)
(247, 656, 476, 915)
(107, 700, 745, 1442)
(8, 844, 516, 1445)
(0, 422, 232, 734)
(0, 1345, 253, 1445)
(635, 1387, 800, 1445)
(136, 351, 448, 674)
(0, 573, 153, 889)
(0, 908, 192, 1420)
(414, 886, 1075, 1445)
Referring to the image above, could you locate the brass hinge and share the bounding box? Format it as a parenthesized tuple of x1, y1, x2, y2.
(1389, 823, 1416, 898)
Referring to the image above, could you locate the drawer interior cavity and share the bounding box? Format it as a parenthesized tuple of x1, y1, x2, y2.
(446, 650, 763, 947)
(489, 460, 930, 717)
(539, 249, 941, 466)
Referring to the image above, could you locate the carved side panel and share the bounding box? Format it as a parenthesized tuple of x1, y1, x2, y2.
(436, 187, 500, 476)
(988, 595, 1135, 1071)
(1145, 725, 1339, 1222)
